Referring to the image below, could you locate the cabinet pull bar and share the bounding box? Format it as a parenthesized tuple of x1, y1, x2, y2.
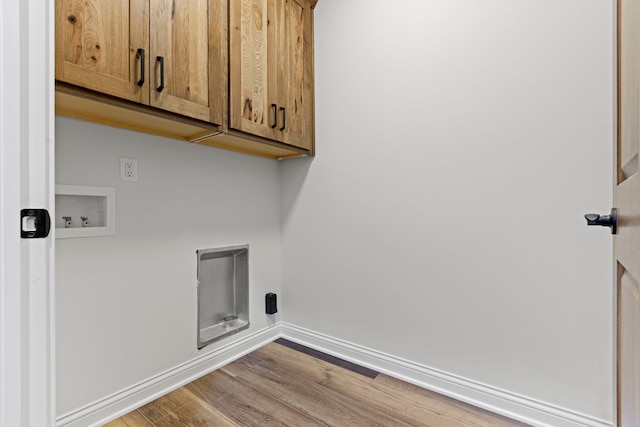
(137, 48, 145, 87)
(280, 107, 286, 131)
(271, 104, 278, 128)
(156, 56, 165, 92)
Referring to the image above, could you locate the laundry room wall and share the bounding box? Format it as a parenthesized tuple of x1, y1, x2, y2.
(55, 117, 283, 417)
(281, 0, 615, 423)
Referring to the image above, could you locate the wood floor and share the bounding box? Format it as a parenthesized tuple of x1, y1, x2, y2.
(105, 339, 530, 426)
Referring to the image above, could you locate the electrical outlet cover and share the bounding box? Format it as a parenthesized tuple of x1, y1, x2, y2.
(120, 157, 138, 182)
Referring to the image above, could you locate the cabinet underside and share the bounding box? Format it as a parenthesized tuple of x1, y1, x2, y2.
(56, 83, 311, 159)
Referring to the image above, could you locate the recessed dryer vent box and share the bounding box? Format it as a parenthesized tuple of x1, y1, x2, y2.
(197, 245, 249, 349)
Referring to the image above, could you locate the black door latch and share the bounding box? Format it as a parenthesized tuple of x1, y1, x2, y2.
(20, 209, 51, 238)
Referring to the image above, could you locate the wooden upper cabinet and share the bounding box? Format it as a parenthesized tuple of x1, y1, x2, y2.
(278, 0, 313, 150)
(150, 0, 214, 122)
(55, 0, 315, 158)
(230, 0, 314, 150)
(55, 0, 150, 104)
(229, 0, 274, 141)
(55, 0, 222, 124)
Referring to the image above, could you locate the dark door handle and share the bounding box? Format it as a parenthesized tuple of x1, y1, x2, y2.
(156, 56, 165, 92)
(271, 104, 277, 128)
(585, 208, 617, 234)
(280, 107, 286, 131)
(137, 48, 145, 87)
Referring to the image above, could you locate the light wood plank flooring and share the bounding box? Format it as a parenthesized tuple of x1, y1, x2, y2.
(105, 339, 530, 426)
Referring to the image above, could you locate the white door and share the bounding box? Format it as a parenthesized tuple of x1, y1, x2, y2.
(616, 0, 640, 425)
(0, 1, 55, 426)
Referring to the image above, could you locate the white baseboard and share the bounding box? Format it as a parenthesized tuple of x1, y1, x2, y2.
(56, 323, 613, 427)
(55, 326, 280, 427)
(280, 323, 613, 427)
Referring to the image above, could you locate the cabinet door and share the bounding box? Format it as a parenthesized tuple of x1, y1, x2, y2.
(150, 0, 214, 122)
(230, 0, 313, 149)
(230, 0, 277, 140)
(275, 0, 313, 150)
(55, 0, 149, 104)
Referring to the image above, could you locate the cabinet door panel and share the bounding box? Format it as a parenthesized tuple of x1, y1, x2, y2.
(230, 0, 278, 140)
(55, 0, 149, 104)
(150, 0, 212, 122)
(231, 0, 313, 149)
(279, 0, 311, 149)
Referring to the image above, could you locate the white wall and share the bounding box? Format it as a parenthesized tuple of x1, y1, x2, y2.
(55, 117, 282, 417)
(282, 0, 614, 422)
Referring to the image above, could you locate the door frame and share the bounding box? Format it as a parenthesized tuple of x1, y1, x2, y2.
(613, 0, 619, 423)
(0, 1, 55, 426)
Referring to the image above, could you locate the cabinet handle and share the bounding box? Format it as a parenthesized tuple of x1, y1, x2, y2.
(137, 48, 145, 87)
(156, 56, 165, 93)
(280, 107, 286, 131)
(271, 104, 277, 128)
